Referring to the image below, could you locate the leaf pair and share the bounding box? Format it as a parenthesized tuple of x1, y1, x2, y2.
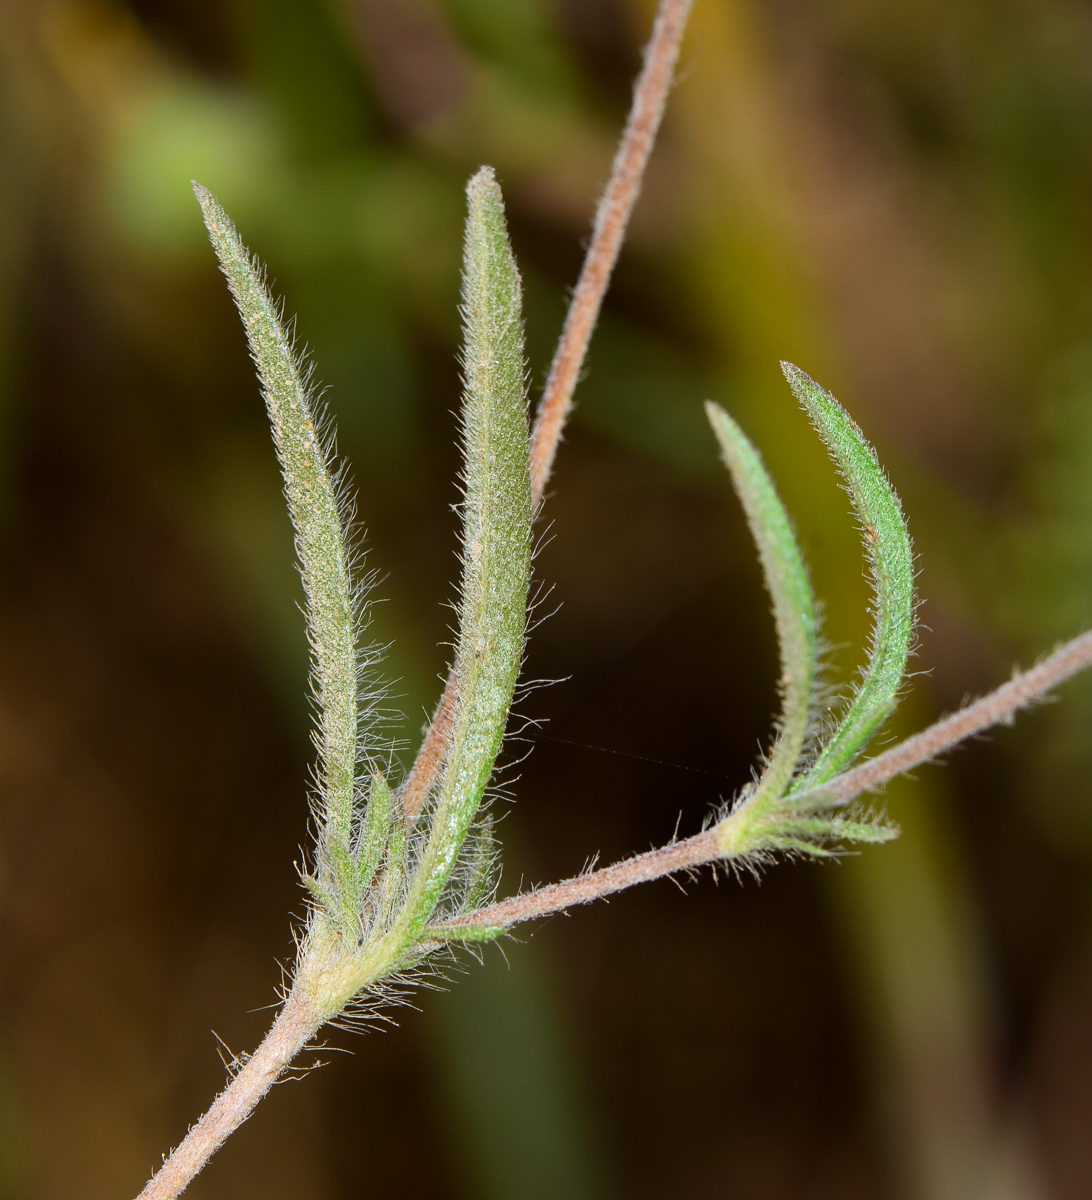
(708, 364, 914, 859)
(196, 169, 530, 999)
(196, 157, 911, 988)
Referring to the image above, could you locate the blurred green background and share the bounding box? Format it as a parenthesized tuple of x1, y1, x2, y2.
(2, 0, 1092, 1197)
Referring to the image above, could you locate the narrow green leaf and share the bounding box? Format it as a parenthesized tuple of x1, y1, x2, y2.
(828, 819, 899, 843)
(768, 815, 897, 843)
(402, 167, 532, 936)
(357, 772, 393, 894)
(380, 807, 408, 925)
(195, 184, 365, 925)
(458, 814, 497, 915)
(782, 363, 914, 788)
(301, 874, 335, 910)
(774, 840, 837, 858)
(705, 402, 817, 801)
(423, 924, 506, 944)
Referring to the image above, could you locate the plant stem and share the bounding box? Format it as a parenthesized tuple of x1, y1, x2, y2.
(438, 829, 721, 932)
(435, 628, 1092, 932)
(812, 627, 1092, 804)
(402, 671, 457, 820)
(135, 990, 322, 1200)
(529, 0, 693, 509)
(138, 628, 1092, 1199)
(402, 0, 694, 819)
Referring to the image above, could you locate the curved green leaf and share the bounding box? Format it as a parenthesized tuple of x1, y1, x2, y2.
(196, 183, 366, 928)
(782, 363, 914, 789)
(705, 401, 817, 800)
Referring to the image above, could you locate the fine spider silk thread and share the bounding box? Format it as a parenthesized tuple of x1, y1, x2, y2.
(535, 732, 734, 782)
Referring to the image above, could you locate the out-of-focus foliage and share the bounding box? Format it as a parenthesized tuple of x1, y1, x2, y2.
(4, 1, 1092, 1199)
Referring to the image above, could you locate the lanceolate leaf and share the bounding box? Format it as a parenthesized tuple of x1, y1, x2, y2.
(195, 184, 365, 928)
(705, 401, 817, 799)
(357, 773, 393, 895)
(458, 813, 497, 915)
(401, 167, 532, 937)
(782, 363, 914, 789)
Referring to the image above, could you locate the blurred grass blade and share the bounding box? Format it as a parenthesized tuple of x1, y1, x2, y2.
(705, 401, 817, 798)
(195, 183, 366, 929)
(403, 167, 532, 935)
(782, 363, 914, 788)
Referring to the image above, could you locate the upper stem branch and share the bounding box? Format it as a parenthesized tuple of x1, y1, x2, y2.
(401, 0, 694, 818)
(436, 628, 1092, 932)
(436, 829, 720, 932)
(529, 0, 694, 509)
(812, 627, 1092, 804)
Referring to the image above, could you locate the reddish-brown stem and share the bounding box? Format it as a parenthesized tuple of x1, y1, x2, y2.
(435, 628, 1092, 932)
(136, 991, 321, 1200)
(438, 829, 721, 932)
(137, 630, 1092, 1199)
(529, 0, 693, 509)
(401, 0, 694, 819)
(815, 627, 1092, 804)
(401, 673, 457, 820)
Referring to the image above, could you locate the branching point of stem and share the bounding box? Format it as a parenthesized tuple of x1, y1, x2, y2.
(438, 627, 1092, 933)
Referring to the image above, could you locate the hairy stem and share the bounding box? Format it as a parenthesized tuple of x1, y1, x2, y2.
(137, 627, 1092, 1200)
(402, 672, 456, 820)
(402, 0, 694, 818)
(436, 830, 720, 933)
(529, 0, 693, 508)
(438, 628, 1092, 932)
(808, 627, 1092, 805)
(135, 991, 322, 1200)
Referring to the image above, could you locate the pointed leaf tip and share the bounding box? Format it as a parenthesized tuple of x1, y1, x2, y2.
(401, 166, 531, 937)
(705, 401, 816, 803)
(196, 188, 367, 932)
(781, 366, 914, 789)
(467, 164, 498, 193)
